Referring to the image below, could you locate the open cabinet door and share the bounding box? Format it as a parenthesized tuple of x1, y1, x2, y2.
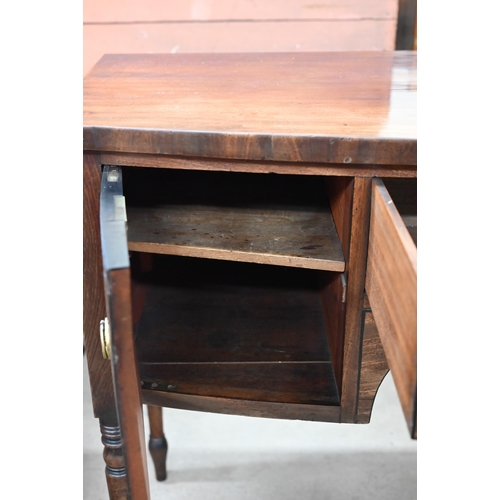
(365, 178, 417, 439)
(100, 165, 151, 499)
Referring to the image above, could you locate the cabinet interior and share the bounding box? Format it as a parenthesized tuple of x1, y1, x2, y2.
(131, 255, 340, 407)
(123, 167, 345, 272)
(381, 177, 417, 245)
(122, 167, 346, 415)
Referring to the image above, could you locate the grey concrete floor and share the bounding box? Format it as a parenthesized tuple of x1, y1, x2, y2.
(83, 357, 416, 499)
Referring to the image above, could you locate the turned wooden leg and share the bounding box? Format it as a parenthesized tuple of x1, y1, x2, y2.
(147, 405, 168, 481)
(100, 419, 131, 499)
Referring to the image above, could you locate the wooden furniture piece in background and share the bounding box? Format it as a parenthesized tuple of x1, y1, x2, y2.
(83, 51, 417, 499)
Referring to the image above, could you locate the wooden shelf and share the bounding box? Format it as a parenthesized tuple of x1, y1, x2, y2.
(124, 168, 345, 272)
(133, 256, 340, 408)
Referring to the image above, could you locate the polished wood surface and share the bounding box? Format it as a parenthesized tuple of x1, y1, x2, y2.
(102, 152, 417, 178)
(100, 420, 130, 500)
(365, 179, 416, 438)
(340, 177, 372, 422)
(83, 52, 416, 165)
(146, 406, 168, 482)
(84, 21, 396, 77)
(83, 153, 117, 419)
(143, 390, 341, 422)
(83, 47, 417, 500)
(105, 268, 151, 499)
(125, 169, 344, 271)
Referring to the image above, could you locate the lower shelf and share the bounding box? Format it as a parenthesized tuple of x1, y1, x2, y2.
(133, 255, 340, 419)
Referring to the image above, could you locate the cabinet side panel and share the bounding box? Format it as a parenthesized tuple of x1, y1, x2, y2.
(320, 273, 346, 394)
(83, 152, 117, 418)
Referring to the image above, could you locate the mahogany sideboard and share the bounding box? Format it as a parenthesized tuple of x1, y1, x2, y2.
(83, 51, 417, 500)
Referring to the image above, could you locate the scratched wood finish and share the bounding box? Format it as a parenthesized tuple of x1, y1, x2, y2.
(124, 168, 344, 271)
(140, 363, 339, 406)
(357, 309, 390, 424)
(84, 0, 398, 23)
(101, 153, 417, 179)
(84, 52, 417, 166)
(83, 153, 118, 419)
(105, 268, 150, 499)
(365, 178, 417, 438)
(128, 206, 345, 271)
(143, 390, 341, 423)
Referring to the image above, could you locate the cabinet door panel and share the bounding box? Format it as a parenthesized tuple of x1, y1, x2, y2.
(365, 178, 417, 438)
(100, 165, 151, 498)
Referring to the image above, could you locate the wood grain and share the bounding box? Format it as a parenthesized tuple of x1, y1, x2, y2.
(339, 177, 372, 422)
(357, 310, 390, 424)
(83, 21, 397, 76)
(143, 390, 341, 423)
(127, 205, 344, 271)
(83, 153, 118, 419)
(140, 363, 339, 406)
(125, 168, 344, 271)
(101, 152, 417, 178)
(326, 177, 354, 260)
(83, 0, 399, 75)
(365, 178, 416, 438)
(106, 269, 150, 499)
(84, 52, 417, 166)
(320, 273, 346, 394)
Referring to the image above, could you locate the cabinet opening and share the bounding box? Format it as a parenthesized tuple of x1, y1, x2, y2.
(130, 254, 343, 416)
(122, 167, 345, 272)
(381, 177, 417, 245)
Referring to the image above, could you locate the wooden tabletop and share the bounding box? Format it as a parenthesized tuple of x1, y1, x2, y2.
(83, 52, 416, 165)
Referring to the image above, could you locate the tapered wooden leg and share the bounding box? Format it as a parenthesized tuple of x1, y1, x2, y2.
(147, 405, 168, 481)
(100, 420, 131, 499)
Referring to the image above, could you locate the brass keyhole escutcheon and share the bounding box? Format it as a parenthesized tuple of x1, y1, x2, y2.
(100, 317, 111, 360)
